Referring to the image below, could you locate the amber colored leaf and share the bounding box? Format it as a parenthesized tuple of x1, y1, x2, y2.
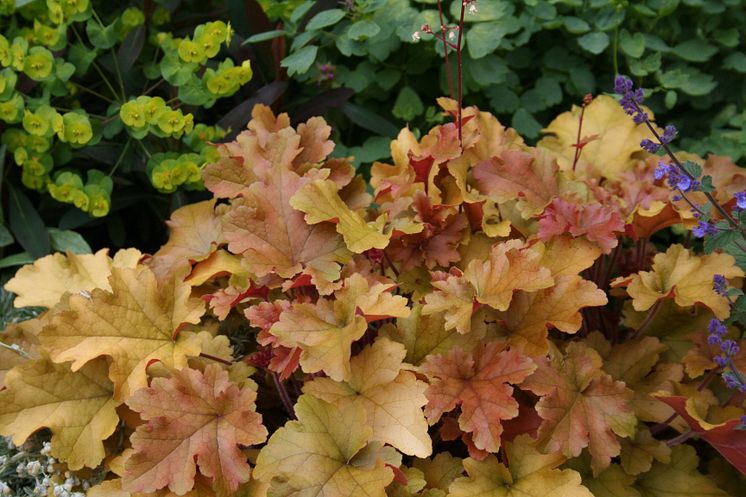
(5, 248, 140, 308)
(123, 364, 267, 497)
(611, 244, 744, 319)
(472, 148, 559, 218)
(538, 94, 657, 180)
(655, 393, 746, 475)
(222, 168, 351, 293)
(150, 200, 222, 279)
(423, 240, 553, 334)
(254, 394, 395, 497)
(290, 178, 390, 253)
(303, 337, 431, 457)
(0, 357, 118, 470)
(496, 275, 608, 356)
(40, 266, 205, 401)
(522, 342, 636, 474)
(635, 445, 729, 497)
(447, 435, 594, 497)
(420, 341, 536, 453)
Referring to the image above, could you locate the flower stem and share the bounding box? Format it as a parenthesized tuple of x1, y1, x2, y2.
(272, 372, 297, 419)
(436, 0, 454, 100)
(455, 0, 466, 149)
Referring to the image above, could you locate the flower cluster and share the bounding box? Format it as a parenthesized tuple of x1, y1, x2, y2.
(0, 436, 95, 497)
(653, 162, 698, 192)
(614, 75, 648, 123)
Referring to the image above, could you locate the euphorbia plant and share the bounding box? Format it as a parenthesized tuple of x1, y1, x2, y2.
(0, 94, 745, 496)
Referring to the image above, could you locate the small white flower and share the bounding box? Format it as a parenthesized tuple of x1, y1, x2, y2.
(412, 31, 421, 42)
(40, 442, 52, 455)
(27, 460, 41, 476)
(0, 482, 11, 496)
(16, 462, 26, 474)
(468, 2, 478, 14)
(448, 31, 456, 41)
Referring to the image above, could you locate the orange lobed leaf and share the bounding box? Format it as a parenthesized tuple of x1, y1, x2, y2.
(522, 342, 636, 475)
(149, 200, 223, 280)
(538, 197, 625, 254)
(223, 168, 351, 294)
(472, 148, 560, 219)
(420, 341, 536, 453)
(423, 240, 553, 334)
(495, 274, 608, 356)
(123, 364, 267, 497)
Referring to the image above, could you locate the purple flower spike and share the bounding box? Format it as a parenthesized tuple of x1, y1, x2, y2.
(654, 162, 670, 180)
(735, 191, 746, 210)
(713, 274, 728, 296)
(614, 75, 634, 94)
(708, 319, 727, 337)
(640, 138, 660, 153)
(661, 125, 678, 145)
(714, 355, 729, 368)
(692, 220, 717, 238)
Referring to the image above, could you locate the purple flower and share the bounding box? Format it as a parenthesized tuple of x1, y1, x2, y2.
(641, 138, 660, 153)
(654, 162, 670, 180)
(692, 220, 717, 238)
(714, 355, 730, 368)
(614, 75, 648, 123)
(614, 75, 634, 94)
(709, 319, 727, 337)
(723, 372, 740, 389)
(633, 111, 649, 124)
(735, 191, 746, 210)
(721, 339, 740, 356)
(661, 124, 678, 145)
(713, 274, 728, 296)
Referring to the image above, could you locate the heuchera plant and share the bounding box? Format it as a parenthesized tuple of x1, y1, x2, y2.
(0, 87, 745, 496)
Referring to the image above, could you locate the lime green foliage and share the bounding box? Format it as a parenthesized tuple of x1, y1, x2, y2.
(0, 2, 254, 261)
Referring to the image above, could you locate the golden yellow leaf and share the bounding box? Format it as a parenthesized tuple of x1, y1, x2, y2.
(40, 266, 205, 401)
(4, 248, 140, 308)
(611, 244, 744, 319)
(538, 94, 657, 180)
(304, 337, 431, 457)
(254, 395, 395, 497)
(447, 435, 593, 497)
(290, 178, 390, 253)
(0, 357, 118, 469)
